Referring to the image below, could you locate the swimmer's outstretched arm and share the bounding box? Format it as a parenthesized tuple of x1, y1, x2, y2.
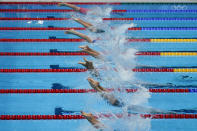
(79, 45, 101, 59)
(65, 29, 93, 43)
(73, 18, 93, 28)
(81, 111, 106, 129)
(87, 77, 123, 107)
(78, 57, 94, 70)
(78, 57, 100, 77)
(58, 2, 81, 11)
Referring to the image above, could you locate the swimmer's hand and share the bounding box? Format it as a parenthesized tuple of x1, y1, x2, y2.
(87, 77, 102, 92)
(81, 111, 94, 118)
(79, 45, 90, 51)
(65, 29, 75, 34)
(79, 45, 101, 58)
(57, 2, 66, 6)
(78, 57, 94, 70)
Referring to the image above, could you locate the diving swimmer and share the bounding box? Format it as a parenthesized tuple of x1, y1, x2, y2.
(78, 57, 100, 78)
(79, 45, 101, 59)
(81, 111, 106, 130)
(87, 77, 176, 114)
(58, 2, 89, 15)
(87, 77, 123, 107)
(73, 18, 105, 33)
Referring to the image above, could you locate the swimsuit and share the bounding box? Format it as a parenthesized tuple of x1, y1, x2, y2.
(79, 7, 89, 14)
(92, 40, 97, 43)
(88, 26, 105, 33)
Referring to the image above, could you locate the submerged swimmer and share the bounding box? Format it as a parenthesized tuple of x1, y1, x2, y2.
(58, 2, 89, 14)
(81, 111, 106, 130)
(65, 29, 96, 43)
(73, 18, 105, 33)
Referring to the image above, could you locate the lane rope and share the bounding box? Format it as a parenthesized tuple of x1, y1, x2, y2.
(0, 68, 197, 72)
(1, 114, 197, 120)
(1, 38, 197, 43)
(2, 27, 197, 31)
(0, 89, 193, 93)
(0, 51, 197, 56)
(2, 17, 197, 21)
(1, 9, 197, 13)
(0, 2, 195, 5)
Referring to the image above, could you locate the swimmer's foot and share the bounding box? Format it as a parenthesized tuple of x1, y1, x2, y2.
(78, 57, 94, 70)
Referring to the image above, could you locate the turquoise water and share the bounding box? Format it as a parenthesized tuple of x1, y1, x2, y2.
(1, 2, 197, 131)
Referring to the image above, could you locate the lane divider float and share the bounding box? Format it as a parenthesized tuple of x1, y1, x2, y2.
(2, 17, 197, 21)
(1, 27, 197, 31)
(1, 114, 197, 120)
(0, 51, 197, 56)
(1, 9, 197, 13)
(0, 68, 197, 72)
(0, 88, 194, 93)
(1, 38, 197, 43)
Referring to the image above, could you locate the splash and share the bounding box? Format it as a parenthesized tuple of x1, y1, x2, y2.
(74, 5, 151, 131)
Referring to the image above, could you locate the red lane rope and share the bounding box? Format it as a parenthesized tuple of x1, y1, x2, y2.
(0, 52, 160, 56)
(103, 18, 134, 20)
(0, 9, 125, 12)
(1, 114, 197, 120)
(0, 2, 121, 5)
(0, 39, 147, 42)
(0, 39, 85, 42)
(0, 27, 141, 31)
(0, 52, 88, 56)
(0, 27, 86, 30)
(0, 17, 134, 21)
(0, 69, 87, 73)
(0, 89, 190, 93)
(0, 18, 70, 20)
(0, 68, 173, 72)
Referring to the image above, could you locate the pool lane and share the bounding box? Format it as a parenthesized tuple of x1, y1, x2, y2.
(0, 93, 197, 114)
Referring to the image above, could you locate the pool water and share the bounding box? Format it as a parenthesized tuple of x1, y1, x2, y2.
(0, 2, 197, 131)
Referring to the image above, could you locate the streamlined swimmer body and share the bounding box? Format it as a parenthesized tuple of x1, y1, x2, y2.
(58, 3, 89, 14)
(87, 77, 175, 114)
(73, 18, 105, 33)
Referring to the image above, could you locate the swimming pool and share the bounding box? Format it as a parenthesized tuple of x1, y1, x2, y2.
(1, 2, 197, 131)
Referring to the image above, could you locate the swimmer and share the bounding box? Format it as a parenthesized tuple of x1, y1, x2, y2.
(73, 18, 105, 33)
(65, 29, 95, 43)
(79, 45, 101, 59)
(87, 77, 176, 114)
(87, 77, 123, 107)
(58, 2, 89, 14)
(78, 57, 100, 78)
(81, 111, 106, 130)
